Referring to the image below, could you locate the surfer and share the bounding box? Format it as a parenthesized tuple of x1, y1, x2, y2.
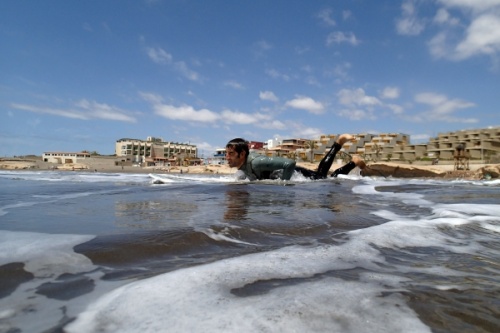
(225, 134, 366, 181)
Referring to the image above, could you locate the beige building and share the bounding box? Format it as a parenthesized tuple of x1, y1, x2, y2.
(358, 128, 500, 162)
(426, 127, 500, 161)
(115, 136, 198, 166)
(266, 127, 500, 164)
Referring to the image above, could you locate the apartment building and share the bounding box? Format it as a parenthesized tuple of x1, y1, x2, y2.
(426, 127, 500, 160)
(362, 133, 410, 161)
(265, 127, 499, 163)
(115, 136, 198, 166)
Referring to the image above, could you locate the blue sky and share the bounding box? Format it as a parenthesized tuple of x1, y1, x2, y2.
(1, 0, 499, 157)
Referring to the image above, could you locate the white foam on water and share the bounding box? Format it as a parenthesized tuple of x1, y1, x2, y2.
(0, 170, 151, 184)
(353, 181, 432, 206)
(66, 177, 500, 333)
(1, 171, 498, 332)
(0, 230, 95, 277)
(65, 243, 430, 333)
(481, 221, 500, 233)
(150, 173, 235, 184)
(201, 227, 258, 246)
(433, 203, 500, 218)
(0, 201, 39, 217)
(0, 230, 117, 333)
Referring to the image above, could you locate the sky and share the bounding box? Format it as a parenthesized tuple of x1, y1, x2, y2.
(1, 0, 499, 157)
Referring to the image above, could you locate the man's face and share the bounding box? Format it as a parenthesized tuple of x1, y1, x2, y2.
(225, 146, 246, 168)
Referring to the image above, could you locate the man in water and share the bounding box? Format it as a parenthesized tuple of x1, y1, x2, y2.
(225, 134, 366, 181)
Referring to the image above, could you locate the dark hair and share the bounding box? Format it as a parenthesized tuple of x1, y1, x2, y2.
(226, 138, 249, 157)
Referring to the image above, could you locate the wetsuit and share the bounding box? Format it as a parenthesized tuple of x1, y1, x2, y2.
(236, 142, 357, 181)
(235, 153, 296, 181)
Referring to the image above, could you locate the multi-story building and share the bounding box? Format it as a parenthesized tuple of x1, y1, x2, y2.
(115, 136, 198, 166)
(425, 127, 500, 161)
(210, 148, 226, 165)
(266, 138, 307, 158)
(362, 133, 410, 161)
(263, 127, 499, 164)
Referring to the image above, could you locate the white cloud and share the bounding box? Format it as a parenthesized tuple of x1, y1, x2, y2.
(253, 40, 273, 58)
(173, 61, 201, 82)
(141, 92, 286, 130)
(380, 87, 400, 99)
(259, 91, 279, 102)
(326, 31, 359, 46)
(412, 92, 477, 123)
(75, 99, 137, 122)
(396, 0, 426, 36)
(338, 88, 382, 107)
(220, 109, 256, 125)
(259, 119, 286, 130)
(336, 88, 404, 120)
(326, 62, 352, 83)
(433, 8, 460, 26)
(193, 141, 213, 150)
(343, 10, 352, 21)
(224, 80, 245, 90)
(11, 104, 87, 120)
(11, 100, 137, 123)
(146, 47, 201, 82)
(153, 104, 219, 123)
(426, 0, 500, 62)
(291, 125, 324, 139)
(317, 8, 336, 26)
(454, 13, 500, 60)
(428, 32, 450, 58)
(139, 92, 163, 104)
(219, 110, 284, 129)
(387, 103, 405, 115)
(285, 96, 325, 114)
(437, 0, 500, 13)
(265, 68, 291, 81)
(147, 47, 172, 64)
(338, 108, 376, 121)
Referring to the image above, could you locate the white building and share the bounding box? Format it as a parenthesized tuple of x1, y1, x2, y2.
(42, 152, 90, 164)
(266, 137, 282, 149)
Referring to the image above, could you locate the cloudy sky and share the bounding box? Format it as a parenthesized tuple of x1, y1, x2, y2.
(1, 0, 499, 157)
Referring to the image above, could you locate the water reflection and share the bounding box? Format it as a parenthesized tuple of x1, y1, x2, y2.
(224, 187, 250, 221)
(114, 200, 198, 230)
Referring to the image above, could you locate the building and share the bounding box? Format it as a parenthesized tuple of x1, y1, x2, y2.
(361, 133, 410, 161)
(265, 138, 308, 158)
(262, 127, 499, 164)
(42, 152, 90, 164)
(425, 127, 500, 161)
(363, 128, 499, 162)
(210, 148, 226, 165)
(115, 137, 198, 167)
(248, 141, 264, 150)
(266, 137, 282, 149)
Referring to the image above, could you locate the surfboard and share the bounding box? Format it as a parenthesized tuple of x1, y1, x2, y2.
(149, 173, 296, 186)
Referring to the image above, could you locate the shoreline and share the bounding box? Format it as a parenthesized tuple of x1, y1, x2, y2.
(1, 159, 499, 180)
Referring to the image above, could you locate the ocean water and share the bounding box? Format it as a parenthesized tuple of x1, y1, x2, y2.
(0, 170, 499, 333)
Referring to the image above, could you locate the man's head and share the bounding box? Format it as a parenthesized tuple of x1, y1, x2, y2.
(225, 138, 249, 168)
